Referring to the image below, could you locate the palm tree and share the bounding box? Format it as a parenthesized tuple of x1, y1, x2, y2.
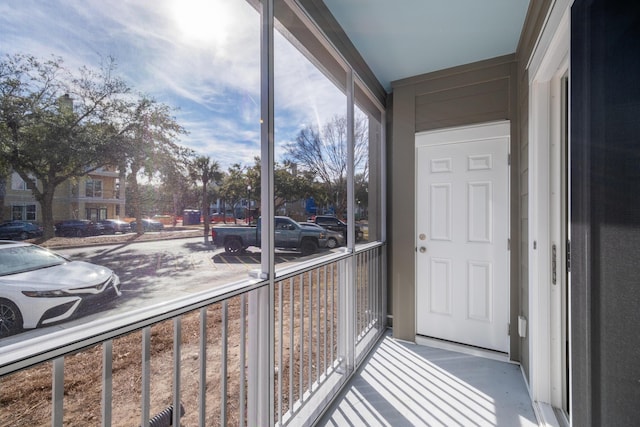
(189, 155, 221, 244)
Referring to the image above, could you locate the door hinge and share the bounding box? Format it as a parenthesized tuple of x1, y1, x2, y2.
(566, 240, 571, 272)
(508, 238, 511, 250)
(508, 323, 511, 336)
(508, 153, 511, 166)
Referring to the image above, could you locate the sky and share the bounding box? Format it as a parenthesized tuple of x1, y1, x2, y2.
(0, 0, 347, 169)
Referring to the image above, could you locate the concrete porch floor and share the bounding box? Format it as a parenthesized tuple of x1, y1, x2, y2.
(316, 332, 538, 426)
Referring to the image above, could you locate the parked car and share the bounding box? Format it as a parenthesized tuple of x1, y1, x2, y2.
(299, 222, 345, 249)
(129, 218, 164, 232)
(54, 219, 105, 237)
(211, 216, 327, 256)
(0, 221, 43, 241)
(99, 219, 132, 234)
(0, 241, 121, 338)
(309, 215, 364, 242)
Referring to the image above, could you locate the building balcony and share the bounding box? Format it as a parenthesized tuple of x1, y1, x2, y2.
(74, 189, 122, 203)
(88, 167, 120, 178)
(0, 243, 536, 426)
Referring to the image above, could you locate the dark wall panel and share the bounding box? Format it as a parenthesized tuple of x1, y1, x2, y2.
(571, 1, 640, 425)
(415, 78, 510, 132)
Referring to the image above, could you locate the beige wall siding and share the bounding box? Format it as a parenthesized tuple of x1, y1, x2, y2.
(389, 55, 520, 361)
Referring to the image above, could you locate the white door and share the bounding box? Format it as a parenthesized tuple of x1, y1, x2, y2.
(416, 122, 510, 353)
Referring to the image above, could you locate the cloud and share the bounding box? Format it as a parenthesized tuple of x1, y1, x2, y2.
(0, 0, 350, 168)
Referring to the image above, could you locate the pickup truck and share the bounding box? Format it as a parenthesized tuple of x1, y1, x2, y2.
(211, 216, 327, 256)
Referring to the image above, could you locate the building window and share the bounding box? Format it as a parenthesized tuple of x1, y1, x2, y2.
(12, 204, 36, 221)
(85, 179, 103, 198)
(10, 172, 34, 191)
(85, 207, 107, 221)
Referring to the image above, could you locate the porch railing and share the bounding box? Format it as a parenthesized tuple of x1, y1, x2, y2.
(0, 243, 386, 426)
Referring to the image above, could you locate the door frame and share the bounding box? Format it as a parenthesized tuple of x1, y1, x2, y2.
(414, 120, 511, 358)
(527, 1, 570, 424)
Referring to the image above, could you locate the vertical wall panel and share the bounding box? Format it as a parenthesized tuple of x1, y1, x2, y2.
(514, 0, 554, 377)
(571, 2, 640, 425)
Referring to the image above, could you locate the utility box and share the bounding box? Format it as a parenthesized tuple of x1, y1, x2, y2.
(182, 209, 201, 225)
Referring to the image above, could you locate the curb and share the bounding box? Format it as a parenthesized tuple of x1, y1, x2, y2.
(37, 230, 206, 250)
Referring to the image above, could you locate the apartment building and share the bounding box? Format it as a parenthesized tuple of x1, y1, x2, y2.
(2, 166, 124, 222)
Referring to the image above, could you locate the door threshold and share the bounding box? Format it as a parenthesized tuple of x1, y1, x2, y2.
(415, 335, 510, 363)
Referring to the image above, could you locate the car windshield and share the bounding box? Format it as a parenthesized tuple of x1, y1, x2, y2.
(0, 245, 67, 276)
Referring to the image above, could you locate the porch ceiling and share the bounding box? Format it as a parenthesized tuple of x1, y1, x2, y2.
(323, 0, 531, 92)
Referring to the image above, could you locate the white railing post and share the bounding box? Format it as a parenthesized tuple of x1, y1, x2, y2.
(141, 327, 151, 427)
(173, 317, 182, 427)
(248, 0, 275, 424)
(248, 287, 272, 424)
(247, 291, 260, 424)
(52, 357, 64, 427)
(335, 69, 358, 375)
(102, 341, 113, 427)
(338, 257, 356, 374)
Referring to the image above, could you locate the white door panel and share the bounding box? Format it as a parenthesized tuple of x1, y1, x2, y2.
(416, 124, 509, 353)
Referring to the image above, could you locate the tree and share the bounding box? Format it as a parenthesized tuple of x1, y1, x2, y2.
(124, 182, 163, 217)
(0, 161, 9, 221)
(221, 158, 314, 221)
(119, 97, 190, 234)
(245, 157, 260, 216)
(219, 163, 247, 224)
(189, 155, 221, 243)
(0, 53, 130, 238)
(274, 161, 315, 214)
(285, 114, 368, 217)
(162, 164, 193, 219)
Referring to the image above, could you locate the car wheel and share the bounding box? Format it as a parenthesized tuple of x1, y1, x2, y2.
(301, 239, 318, 256)
(224, 238, 243, 254)
(0, 299, 23, 338)
(326, 237, 338, 249)
(19, 231, 29, 240)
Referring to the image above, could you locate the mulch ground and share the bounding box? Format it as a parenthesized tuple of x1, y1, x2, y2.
(34, 227, 205, 250)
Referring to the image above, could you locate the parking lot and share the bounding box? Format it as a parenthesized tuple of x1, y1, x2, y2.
(0, 233, 322, 343)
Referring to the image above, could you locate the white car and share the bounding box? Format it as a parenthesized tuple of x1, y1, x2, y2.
(0, 241, 121, 338)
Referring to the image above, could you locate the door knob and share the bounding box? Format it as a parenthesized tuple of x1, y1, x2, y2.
(419, 247, 426, 253)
